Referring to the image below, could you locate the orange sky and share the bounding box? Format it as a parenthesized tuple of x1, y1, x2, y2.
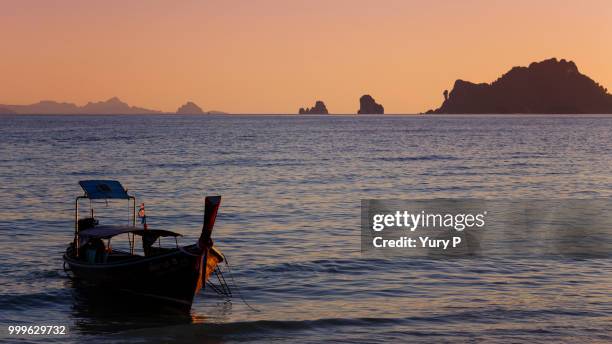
(1, 0, 611, 114)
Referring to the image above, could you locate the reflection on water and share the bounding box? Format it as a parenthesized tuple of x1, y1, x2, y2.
(1, 115, 611, 343)
(69, 285, 193, 334)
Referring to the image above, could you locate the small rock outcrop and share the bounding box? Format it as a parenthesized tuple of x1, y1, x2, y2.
(427, 58, 612, 114)
(299, 100, 328, 114)
(176, 101, 205, 114)
(357, 95, 384, 114)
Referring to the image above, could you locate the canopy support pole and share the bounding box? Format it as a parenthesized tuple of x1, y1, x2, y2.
(74, 196, 87, 257)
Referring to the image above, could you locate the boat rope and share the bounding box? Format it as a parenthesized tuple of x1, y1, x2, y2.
(207, 277, 227, 296)
(214, 265, 232, 296)
(211, 253, 260, 312)
(207, 264, 232, 298)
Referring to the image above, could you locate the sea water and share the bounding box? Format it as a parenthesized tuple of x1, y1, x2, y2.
(0, 114, 611, 343)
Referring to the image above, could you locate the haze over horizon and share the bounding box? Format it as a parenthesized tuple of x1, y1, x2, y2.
(1, 0, 611, 114)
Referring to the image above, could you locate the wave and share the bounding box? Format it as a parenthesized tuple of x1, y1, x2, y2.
(117, 316, 406, 341)
(117, 307, 603, 340)
(0, 289, 67, 310)
(377, 155, 459, 162)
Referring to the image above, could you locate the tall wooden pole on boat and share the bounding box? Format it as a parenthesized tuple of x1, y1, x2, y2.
(196, 196, 221, 293)
(198, 196, 221, 250)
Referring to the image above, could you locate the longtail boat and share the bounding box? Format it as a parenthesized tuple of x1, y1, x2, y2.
(63, 180, 223, 310)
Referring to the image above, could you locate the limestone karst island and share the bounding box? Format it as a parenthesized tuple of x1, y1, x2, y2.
(357, 95, 384, 114)
(299, 101, 329, 114)
(427, 58, 612, 114)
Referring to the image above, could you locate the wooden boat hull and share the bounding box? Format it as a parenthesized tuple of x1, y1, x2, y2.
(63, 244, 222, 310)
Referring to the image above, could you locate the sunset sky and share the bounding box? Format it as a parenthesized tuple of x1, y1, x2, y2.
(1, 0, 611, 114)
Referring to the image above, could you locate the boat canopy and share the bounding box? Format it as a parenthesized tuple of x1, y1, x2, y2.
(79, 180, 131, 199)
(79, 225, 182, 240)
(78, 225, 182, 248)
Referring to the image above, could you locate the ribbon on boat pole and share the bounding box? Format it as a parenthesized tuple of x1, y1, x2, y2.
(138, 203, 148, 230)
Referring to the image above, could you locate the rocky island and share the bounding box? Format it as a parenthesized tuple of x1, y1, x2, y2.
(427, 58, 612, 114)
(357, 95, 384, 114)
(299, 100, 328, 114)
(176, 101, 205, 114)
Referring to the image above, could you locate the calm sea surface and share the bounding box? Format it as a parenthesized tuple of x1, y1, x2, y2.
(1, 115, 611, 343)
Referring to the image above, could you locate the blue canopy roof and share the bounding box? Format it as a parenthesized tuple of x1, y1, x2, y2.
(79, 180, 130, 199)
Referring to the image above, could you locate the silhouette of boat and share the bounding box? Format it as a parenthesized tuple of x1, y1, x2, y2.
(63, 180, 224, 310)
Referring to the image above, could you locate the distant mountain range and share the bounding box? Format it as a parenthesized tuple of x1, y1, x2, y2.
(427, 58, 612, 114)
(2, 58, 610, 115)
(0, 97, 226, 115)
